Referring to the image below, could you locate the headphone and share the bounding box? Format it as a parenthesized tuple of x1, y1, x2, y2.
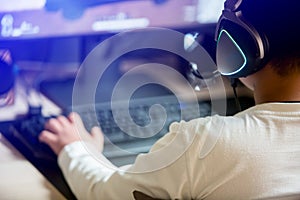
(215, 0, 270, 78)
(0, 50, 15, 96)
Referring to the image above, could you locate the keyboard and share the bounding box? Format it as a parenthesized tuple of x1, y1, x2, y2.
(10, 107, 57, 161)
(10, 95, 211, 165)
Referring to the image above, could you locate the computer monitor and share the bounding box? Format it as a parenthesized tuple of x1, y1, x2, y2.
(0, 0, 223, 40)
(0, 0, 225, 104)
(0, 0, 224, 71)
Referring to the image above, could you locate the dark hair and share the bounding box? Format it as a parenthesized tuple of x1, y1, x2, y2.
(239, 0, 300, 75)
(240, 0, 299, 54)
(268, 51, 300, 76)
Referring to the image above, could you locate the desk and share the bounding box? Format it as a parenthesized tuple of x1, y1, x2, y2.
(0, 133, 65, 200)
(0, 78, 74, 199)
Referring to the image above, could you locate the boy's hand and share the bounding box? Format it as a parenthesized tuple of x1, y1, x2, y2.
(39, 112, 104, 155)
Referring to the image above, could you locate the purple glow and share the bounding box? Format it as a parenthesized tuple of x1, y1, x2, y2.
(0, 0, 223, 39)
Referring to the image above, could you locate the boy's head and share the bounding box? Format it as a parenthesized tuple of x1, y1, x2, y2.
(215, 0, 300, 78)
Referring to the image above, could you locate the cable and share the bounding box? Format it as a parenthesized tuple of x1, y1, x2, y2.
(230, 78, 241, 112)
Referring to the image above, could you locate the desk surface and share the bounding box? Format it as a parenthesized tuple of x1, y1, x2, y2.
(0, 133, 66, 200)
(0, 79, 73, 200)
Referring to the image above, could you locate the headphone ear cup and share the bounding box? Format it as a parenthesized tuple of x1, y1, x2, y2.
(216, 20, 263, 78)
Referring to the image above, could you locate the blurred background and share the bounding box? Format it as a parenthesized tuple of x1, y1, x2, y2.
(0, 0, 241, 114)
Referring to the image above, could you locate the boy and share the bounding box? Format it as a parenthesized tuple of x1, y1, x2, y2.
(39, 0, 300, 199)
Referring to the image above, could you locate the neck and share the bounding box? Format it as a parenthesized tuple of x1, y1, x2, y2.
(253, 68, 300, 104)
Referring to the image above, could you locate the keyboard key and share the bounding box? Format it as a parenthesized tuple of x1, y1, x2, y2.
(11, 95, 211, 161)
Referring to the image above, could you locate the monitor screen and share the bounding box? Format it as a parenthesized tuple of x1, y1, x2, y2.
(0, 0, 224, 40)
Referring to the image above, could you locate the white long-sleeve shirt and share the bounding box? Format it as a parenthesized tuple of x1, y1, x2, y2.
(58, 103, 300, 199)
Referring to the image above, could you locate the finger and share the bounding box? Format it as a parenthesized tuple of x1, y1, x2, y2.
(90, 126, 104, 142)
(68, 112, 80, 123)
(39, 130, 62, 155)
(39, 130, 58, 145)
(68, 112, 77, 123)
(90, 126, 104, 152)
(68, 112, 85, 129)
(44, 118, 63, 133)
(56, 115, 70, 127)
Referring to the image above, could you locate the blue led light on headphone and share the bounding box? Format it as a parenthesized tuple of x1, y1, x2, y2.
(215, 0, 269, 78)
(216, 29, 247, 76)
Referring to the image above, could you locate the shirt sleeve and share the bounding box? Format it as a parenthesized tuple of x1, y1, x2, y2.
(58, 121, 193, 200)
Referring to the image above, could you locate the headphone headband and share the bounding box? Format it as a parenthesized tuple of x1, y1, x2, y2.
(224, 0, 243, 11)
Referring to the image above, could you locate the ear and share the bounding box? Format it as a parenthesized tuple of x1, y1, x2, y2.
(239, 75, 255, 91)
